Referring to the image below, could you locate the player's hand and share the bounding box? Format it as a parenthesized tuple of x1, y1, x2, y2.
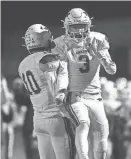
(58, 105, 70, 119)
(55, 92, 66, 105)
(89, 37, 109, 61)
(89, 37, 103, 60)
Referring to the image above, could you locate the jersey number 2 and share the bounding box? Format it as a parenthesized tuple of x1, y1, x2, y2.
(79, 55, 90, 73)
(22, 71, 41, 95)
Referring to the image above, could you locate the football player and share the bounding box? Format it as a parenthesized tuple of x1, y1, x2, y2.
(53, 8, 117, 159)
(18, 24, 75, 159)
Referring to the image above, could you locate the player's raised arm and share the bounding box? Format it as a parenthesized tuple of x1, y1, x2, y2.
(91, 35, 117, 75)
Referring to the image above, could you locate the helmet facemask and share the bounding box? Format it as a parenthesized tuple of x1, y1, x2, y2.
(67, 23, 90, 39)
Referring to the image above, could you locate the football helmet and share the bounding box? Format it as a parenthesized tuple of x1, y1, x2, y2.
(63, 8, 92, 39)
(23, 24, 56, 52)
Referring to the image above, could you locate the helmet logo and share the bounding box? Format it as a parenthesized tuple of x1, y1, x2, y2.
(71, 10, 82, 18)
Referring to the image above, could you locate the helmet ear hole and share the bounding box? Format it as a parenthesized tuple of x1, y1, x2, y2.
(51, 41, 56, 49)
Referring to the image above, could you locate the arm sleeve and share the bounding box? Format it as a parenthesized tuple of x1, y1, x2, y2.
(97, 36, 117, 75)
(56, 61, 69, 93)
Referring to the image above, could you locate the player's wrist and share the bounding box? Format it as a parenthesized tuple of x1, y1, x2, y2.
(55, 91, 66, 106)
(95, 51, 105, 61)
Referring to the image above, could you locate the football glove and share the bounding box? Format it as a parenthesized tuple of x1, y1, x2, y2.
(55, 92, 66, 105)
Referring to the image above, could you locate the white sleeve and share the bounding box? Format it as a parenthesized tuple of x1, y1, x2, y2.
(56, 61, 68, 93)
(97, 36, 117, 75)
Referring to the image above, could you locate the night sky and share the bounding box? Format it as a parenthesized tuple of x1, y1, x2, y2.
(2, 1, 131, 33)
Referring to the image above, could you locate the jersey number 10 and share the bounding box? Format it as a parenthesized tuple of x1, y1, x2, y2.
(22, 71, 41, 95)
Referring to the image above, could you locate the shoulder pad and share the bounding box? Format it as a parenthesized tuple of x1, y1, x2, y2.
(18, 60, 24, 74)
(90, 31, 107, 41)
(54, 35, 65, 47)
(18, 55, 33, 74)
(53, 36, 67, 60)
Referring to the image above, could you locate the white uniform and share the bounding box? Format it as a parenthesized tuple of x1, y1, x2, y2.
(18, 51, 75, 159)
(54, 31, 116, 157)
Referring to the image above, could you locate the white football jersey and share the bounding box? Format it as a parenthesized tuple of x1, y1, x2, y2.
(18, 51, 67, 118)
(54, 31, 112, 94)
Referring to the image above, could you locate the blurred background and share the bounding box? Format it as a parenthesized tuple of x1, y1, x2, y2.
(1, 1, 131, 159)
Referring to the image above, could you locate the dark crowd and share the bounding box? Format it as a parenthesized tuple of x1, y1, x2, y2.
(1, 75, 131, 159)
